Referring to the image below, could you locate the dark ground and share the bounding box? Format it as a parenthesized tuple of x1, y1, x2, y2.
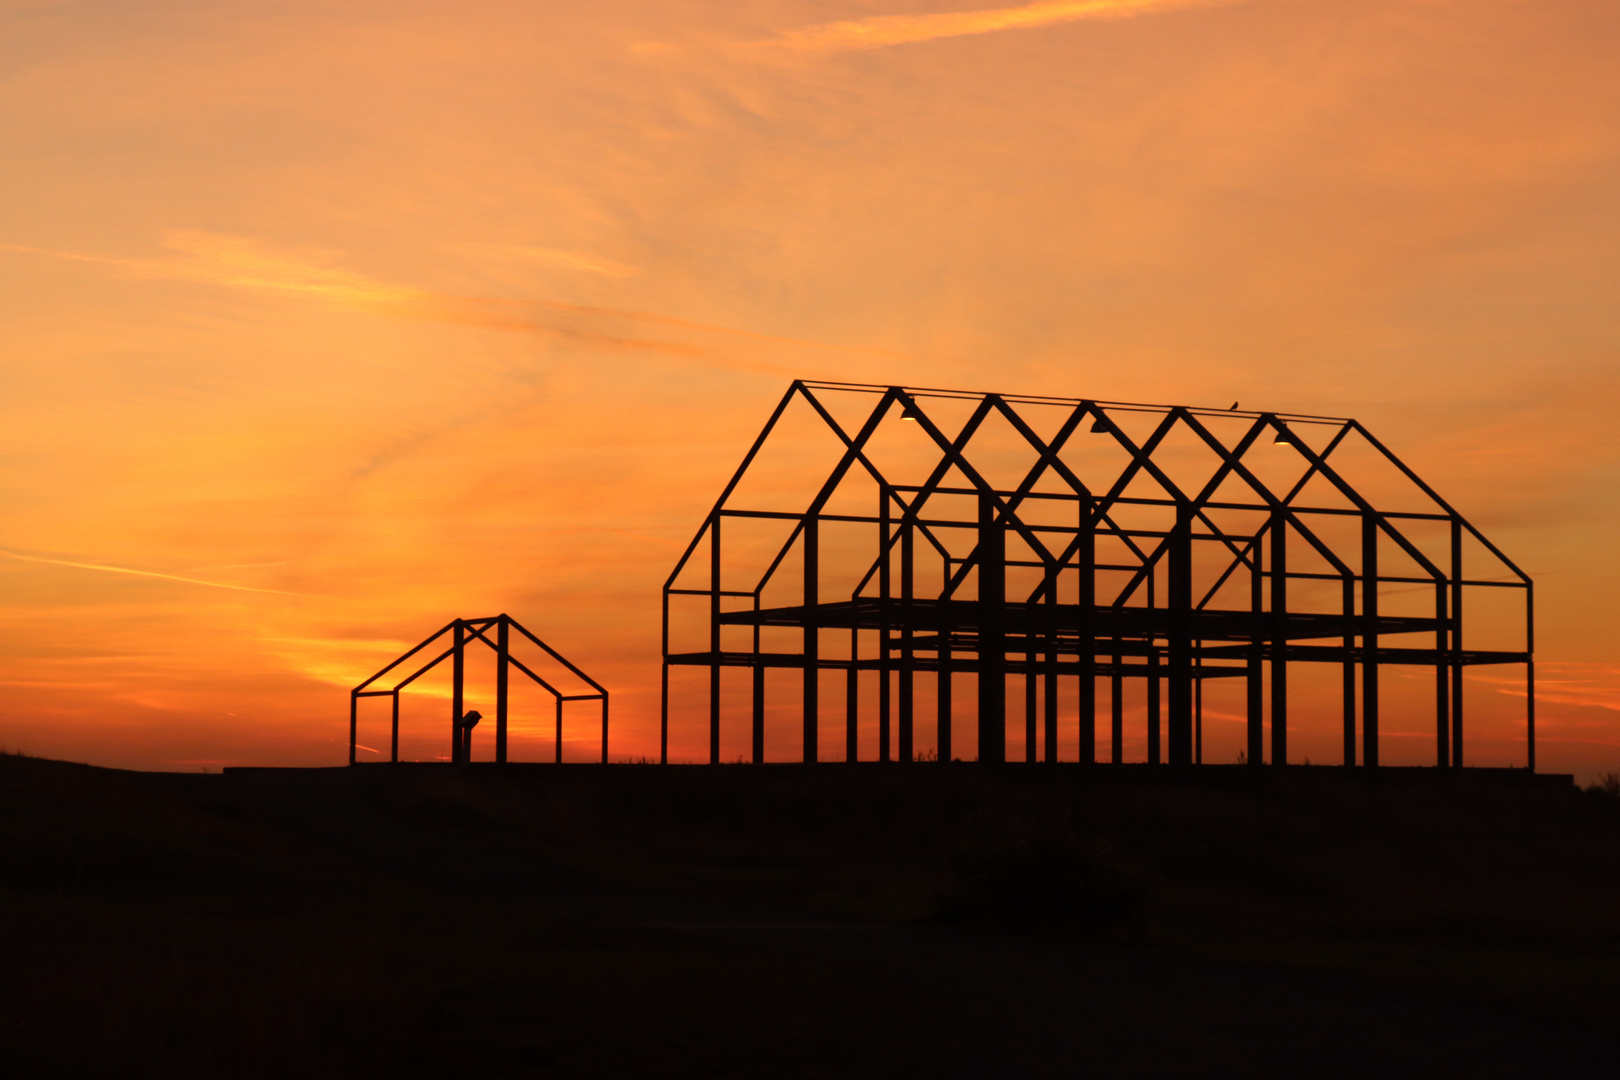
(2, 754, 1618, 1078)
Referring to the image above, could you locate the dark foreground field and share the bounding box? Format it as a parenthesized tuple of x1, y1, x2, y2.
(2, 755, 1618, 1078)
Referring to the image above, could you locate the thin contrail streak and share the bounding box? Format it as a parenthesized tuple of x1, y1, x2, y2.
(0, 549, 304, 595)
(0, 239, 921, 369)
(760, 0, 1231, 51)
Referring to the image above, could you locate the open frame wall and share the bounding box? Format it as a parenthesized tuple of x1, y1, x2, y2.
(661, 381, 1534, 768)
(350, 614, 609, 765)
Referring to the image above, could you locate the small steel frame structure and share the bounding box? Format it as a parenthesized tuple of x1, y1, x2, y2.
(662, 381, 1534, 768)
(350, 615, 608, 764)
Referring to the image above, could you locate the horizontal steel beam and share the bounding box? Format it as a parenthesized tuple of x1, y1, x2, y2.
(665, 651, 1252, 678)
(715, 599, 1448, 640)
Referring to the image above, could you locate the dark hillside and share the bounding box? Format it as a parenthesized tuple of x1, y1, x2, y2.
(2, 754, 1617, 1078)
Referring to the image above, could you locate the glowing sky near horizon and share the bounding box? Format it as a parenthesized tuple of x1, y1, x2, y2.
(1, 0, 1618, 778)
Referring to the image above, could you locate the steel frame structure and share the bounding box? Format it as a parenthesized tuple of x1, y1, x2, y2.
(349, 614, 608, 765)
(661, 381, 1534, 768)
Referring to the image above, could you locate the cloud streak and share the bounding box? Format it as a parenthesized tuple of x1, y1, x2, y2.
(0, 234, 913, 376)
(461, 243, 641, 279)
(0, 549, 303, 595)
(758, 0, 1231, 52)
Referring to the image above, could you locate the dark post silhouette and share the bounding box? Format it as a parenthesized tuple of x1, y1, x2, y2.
(1525, 584, 1535, 772)
(1111, 635, 1125, 764)
(1147, 650, 1161, 766)
(495, 615, 510, 764)
(900, 518, 915, 763)
(1435, 566, 1450, 768)
(1451, 518, 1465, 767)
(848, 625, 861, 763)
(1168, 504, 1193, 765)
(1045, 546, 1061, 764)
(1025, 661, 1037, 763)
(1270, 512, 1288, 766)
(1363, 515, 1380, 768)
(1248, 543, 1264, 765)
(1077, 497, 1095, 765)
(1342, 573, 1357, 767)
(553, 696, 563, 764)
(878, 487, 892, 764)
(803, 512, 819, 764)
(460, 709, 482, 762)
(753, 654, 766, 765)
(1195, 671, 1203, 765)
(709, 516, 721, 765)
(451, 619, 466, 764)
(977, 491, 1006, 764)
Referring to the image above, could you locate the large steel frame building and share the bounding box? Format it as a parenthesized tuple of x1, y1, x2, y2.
(661, 381, 1534, 768)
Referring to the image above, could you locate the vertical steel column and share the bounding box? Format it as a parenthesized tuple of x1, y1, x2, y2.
(1167, 507, 1193, 765)
(601, 694, 609, 764)
(804, 512, 820, 764)
(1147, 650, 1161, 765)
(977, 492, 1006, 764)
(1045, 635, 1061, 764)
(1247, 541, 1264, 766)
(1195, 672, 1203, 765)
(1046, 656, 1061, 763)
(659, 663, 669, 765)
(879, 490, 892, 763)
(752, 663, 766, 764)
(390, 691, 399, 763)
(1077, 498, 1095, 763)
(1450, 519, 1464, 768)
(1048, 526, 1067, 763)
(710, 516, 722, 765)
(451, 619, 466, 764)
(1362, 516, 1380, 768)
(1146, 563, 1160, 765)
(1435, 575, 1450, 768)
(847, 633, 859, 764)
(751, 586, 764, 764)
(1111, 636, 1124, 765)
(1342, 576, 1357, 767)
(938, 551, 952, 763)
(348, 693, 358, 766)
(554, 695, 563, 764)
(877, 660, 891, 761)
(660, 584, 670, 765)
(1526, 583, 1535, 772)
(899, 520, 915, 763)
(1270, 512, 1289, 766)
(753, 593, 765, 764)
(496, 616, 510, 765)
(1025, 662, 1037, 764)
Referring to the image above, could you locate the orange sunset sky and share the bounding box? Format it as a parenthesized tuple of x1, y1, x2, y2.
(2, 0, 1617, 778)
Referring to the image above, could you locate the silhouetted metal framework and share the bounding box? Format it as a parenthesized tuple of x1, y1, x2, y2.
(349, 615, 608, 765)
(662, 381, 1535, 768)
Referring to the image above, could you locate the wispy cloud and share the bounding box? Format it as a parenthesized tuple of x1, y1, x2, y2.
(757, 0, 1231, 52)
(0, 233, 912, 376)
(0, 548, 303, 595)
(1474, 663, 1620, 715)
(461, 242, 640, 279)
(0, 233, 415, 310)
